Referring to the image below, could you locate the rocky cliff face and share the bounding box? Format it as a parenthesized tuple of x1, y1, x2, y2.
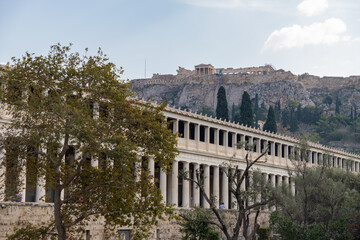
(131, 70, 360, 116)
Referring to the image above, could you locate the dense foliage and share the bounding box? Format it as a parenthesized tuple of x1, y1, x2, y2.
(178, 208, 220, 240)
(239, 91, 254, 127)
(263, 106, 277, 133)
(216, 86, 229, 121)
(271, 153, 360, 240)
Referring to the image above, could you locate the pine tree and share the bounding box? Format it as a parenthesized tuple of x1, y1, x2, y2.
(335, 97, 341, 114)
(239, 91, 254, 127)
(351, 106, 354, 121)
(216, 86, 229, 121)
(263, 106, 277, 133)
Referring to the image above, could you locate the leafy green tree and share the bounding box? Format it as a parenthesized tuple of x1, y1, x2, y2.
(271, 140, 360, 239)
(178, 208, 220, 240)
(239, 91, 254, 127)
(0, 44, 178, 240)
(335, 97, 342, 114)
(263, 106, 277, 133)
(216, 86, 229, 121)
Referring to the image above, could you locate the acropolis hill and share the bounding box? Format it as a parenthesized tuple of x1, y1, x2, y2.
(131, 64, 360, 116)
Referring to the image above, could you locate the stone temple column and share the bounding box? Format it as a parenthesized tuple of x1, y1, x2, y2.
(290, 179, 296, 196)
(160, 168, 167, 204)
(213, 166, 220, 207)
(20, 163, 26, 202)
(173, 119, 178, 135)
(182, 162, 190, 208)
(221, 168, 229, 209)
(171, 160, 178, 206)
(193, 163, 200, 207)
(314, 152, 318, 165)
(35, 176, 46, 202)
(148, 157, 155, 182)
(270, 174, 276, 211)
(203, 164, 210, 208)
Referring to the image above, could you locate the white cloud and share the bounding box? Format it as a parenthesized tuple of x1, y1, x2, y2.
(297, 0, 328, 17)
(263, 18, 348, 50)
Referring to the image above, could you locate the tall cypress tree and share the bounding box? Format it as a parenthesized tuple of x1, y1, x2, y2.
(254, 93, 259, 122)
(239, 91, 254, 127)
(289, 107, 299, 132)
(216, 86, 229, 121)
(335, 97, 341, 114)
(274, 100, 281, 121)
(263, 106, 277, 133)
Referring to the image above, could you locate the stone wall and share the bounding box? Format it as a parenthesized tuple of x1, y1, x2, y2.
(0, 202, 270, 240)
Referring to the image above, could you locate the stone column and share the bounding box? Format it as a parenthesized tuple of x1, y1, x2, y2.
(270, 174, 276, 211)
(213, 166, 220, 207)
(308, 151, 312, 164)
(256, 139, 261, 153)
(231, 169, 238, 209)
(284, 176, 289, 185)
(193, 163, 200, 207)
(182, 162, 190, 208)
(277, 143, 282, 159)
(183, 122, 189, 139)
(249, 136, 253, 152)
(20, 163, 26, 202)
(231, 132, 236, 154)
(171, 160, 178, 206)
(290, 179, 296, 196)
(264, 140, 268, 154)
(195, 124, 199, 149)
(314, 152, 318, 165)
(184, 122, 189, 149)
(160, 168, 167, 203)
(221, 168, 229, 209)
(149, 158, 155, 182)
(271, 142, 275, 161)
(35, 176, 46, 202)
(224, 131, 228, 154)
(214, 129, 218, 154)
(241, 135, 246, 156)
(203, 164, 210, 208)
(173, 119, 178, 135)
(205, 126, 210, 151)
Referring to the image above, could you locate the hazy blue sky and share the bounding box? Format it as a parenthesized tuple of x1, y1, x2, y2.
(1, 0, 359, 80)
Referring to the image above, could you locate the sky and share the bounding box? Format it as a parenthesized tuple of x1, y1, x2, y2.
(1, 0, 360, 80)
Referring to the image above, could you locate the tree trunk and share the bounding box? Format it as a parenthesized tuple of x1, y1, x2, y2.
(54, 177, 66, 240)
